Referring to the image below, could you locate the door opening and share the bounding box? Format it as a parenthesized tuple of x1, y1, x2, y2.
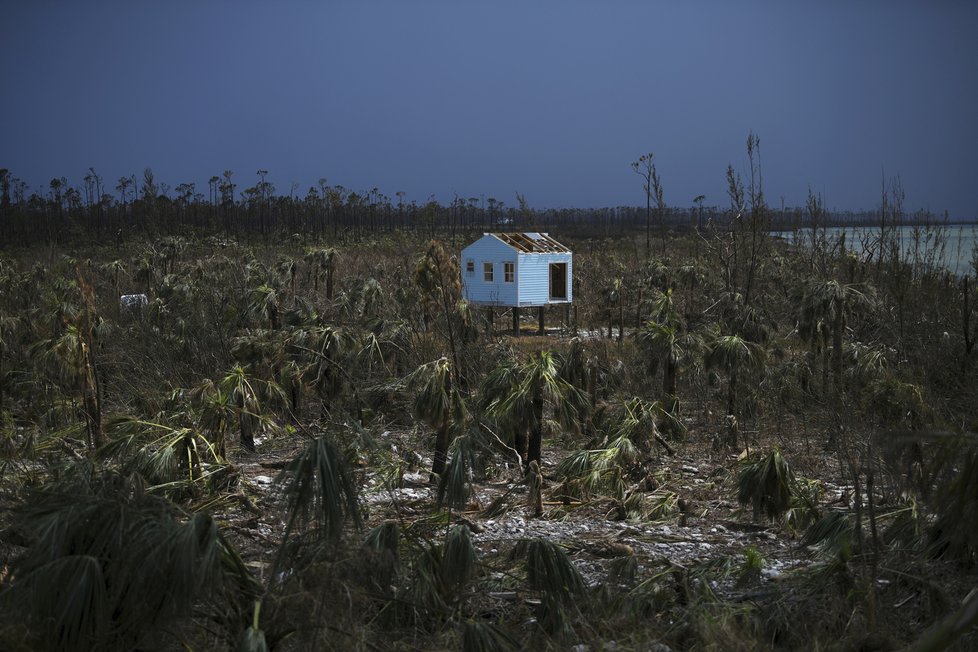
(549, 263, 567, 300)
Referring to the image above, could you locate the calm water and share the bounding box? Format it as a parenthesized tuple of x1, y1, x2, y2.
(773, 224, 978, 276)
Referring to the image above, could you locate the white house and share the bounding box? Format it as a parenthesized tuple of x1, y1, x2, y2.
(460, 233, 572, 332)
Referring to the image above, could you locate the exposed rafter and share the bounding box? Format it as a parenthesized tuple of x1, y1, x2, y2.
(493, 232, 569, 253)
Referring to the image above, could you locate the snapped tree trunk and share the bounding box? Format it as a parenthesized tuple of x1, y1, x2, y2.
(326, 259, 335, 301)
(240, 411, 255, 452)
(727, 368, 738, 417)
(664, 354, 678, 413)
(618, 299, 624, 342)
(963, 275, 974, 358)
(527, 388, 545, 469)
(832, 310, 844, 391)
(81, 343, 102, 450)
(431, 420, 450, 479)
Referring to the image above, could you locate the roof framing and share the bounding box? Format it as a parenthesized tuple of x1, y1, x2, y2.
(493, 232, 570, 253)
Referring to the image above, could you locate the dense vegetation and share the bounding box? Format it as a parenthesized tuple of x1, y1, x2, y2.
(1, 159, 978, 651)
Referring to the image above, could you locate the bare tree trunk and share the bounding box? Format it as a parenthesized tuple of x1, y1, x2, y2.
(528, 389, 544, 469)
(431, 420, 450, 480)
(963, 275, 974, 359)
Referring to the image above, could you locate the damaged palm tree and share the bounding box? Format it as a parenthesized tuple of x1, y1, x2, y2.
(405, 357, 467, 481)
(218, 365, 286, 452)
(638, 288, 702, 414)
(705, 330, 766, 421)
(34, 267, 104, 450)
(487, 350, 588, 470)
(0, 471, 260, 650)
(737, 448, 795, 522)
(415, 240, 467, 367)
(798, 279, 874, 392)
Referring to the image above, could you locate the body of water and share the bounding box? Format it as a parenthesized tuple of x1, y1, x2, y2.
(773, 224, 978, 276)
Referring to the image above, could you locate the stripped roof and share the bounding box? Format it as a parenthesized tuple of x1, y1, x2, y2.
(492, 232, 570, 253)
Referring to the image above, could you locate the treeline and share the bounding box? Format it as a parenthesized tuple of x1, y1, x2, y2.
(0, 167, 955, 247)
(0, 167, 692, 245)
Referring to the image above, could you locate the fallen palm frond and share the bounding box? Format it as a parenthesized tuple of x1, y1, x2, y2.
(800, 511, 853, 558)
(554, 433, 643, 502)
(784, 476, 823, 532)
(621, 489, 679, 522)
(99, 414, 225, 490)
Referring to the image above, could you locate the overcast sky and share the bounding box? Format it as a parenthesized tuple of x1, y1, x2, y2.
(2, 1, 976, 217)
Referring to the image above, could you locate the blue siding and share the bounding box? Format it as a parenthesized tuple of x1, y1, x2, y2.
(461, 236, 519, 306)
(460, 234, 573, 307)
(516, 252, 572, 307)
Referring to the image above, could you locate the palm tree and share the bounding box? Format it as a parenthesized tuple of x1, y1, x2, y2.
(0, 313, 18, 417)
(414, 240, 466, 381)
(405, 357, 465, 479)
(488, 351, 588, 469)
(191, 378, 235, 458)
(638, 288, 701, 413)
(276, 256, 299, 303)
(218, 365, 284, 452)
(100, 259, 127, 312)
(305, 247, 337, 300)
(247, 283, 282, 330)
(37, 323, 103, 449)
(705, 332, 766, 420)
(798, 279, 874, 391)
(296, 325, 350, 418)
(737, 448, 795, 521)
(601, 276, 625, 340)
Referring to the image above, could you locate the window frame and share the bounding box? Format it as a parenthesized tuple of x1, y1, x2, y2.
(483, 262, 494, 282)
(503, 261, 515, 283)
(465, 259, 475, 275)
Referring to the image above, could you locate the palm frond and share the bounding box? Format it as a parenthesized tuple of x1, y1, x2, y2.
(800, 510, 852, 558)
(3, 473, 259, 650)
(736, 449, 795, 521)
(5, 554, 108, 650)
(438, 432, 475, 510)
(441, 524, 478, 594)
(519, 538, 585, 601)
(361, 521, 401, 591)
(238, 601, 269, 652)
(460, 620, 520, 652)
(278, 436, 362, 546)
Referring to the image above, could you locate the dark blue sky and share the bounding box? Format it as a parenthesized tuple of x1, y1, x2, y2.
(3, 2, 976, 217)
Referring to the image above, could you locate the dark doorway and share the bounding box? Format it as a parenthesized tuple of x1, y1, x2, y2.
(549, 263, 567, 300)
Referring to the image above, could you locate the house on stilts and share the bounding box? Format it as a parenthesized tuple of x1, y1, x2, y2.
(460, 232, 572, 334)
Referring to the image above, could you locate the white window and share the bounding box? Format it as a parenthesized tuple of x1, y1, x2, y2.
(504, 261, 515, 283)
(483, 262, 494, 282)
(466, 259, 474, 275)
